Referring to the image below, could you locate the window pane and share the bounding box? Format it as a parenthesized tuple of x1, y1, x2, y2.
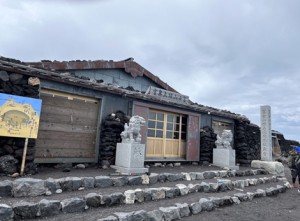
(167, 123, 173, 130)
(166, 131, 173, 138)
(181, 133, 186, 140)
(175, 116, 180, 123)
(182, 116, 187, 124)
(167, 115, 173, 122)
(157, 121, 164, 129)
(181, 124, 187, 132)
(148, 129, 155, 137)
(157, 113, 164, 121)
(156, 130, 163, 138)
(174, 132, 179, 139)
(148, 120, 155, 128)
(175, 124, 180, 131)
(149, 111, 156, 120)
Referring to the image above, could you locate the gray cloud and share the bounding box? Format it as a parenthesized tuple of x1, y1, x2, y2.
(1, 0, 300, 141)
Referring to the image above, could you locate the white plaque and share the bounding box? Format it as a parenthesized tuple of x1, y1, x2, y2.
(145, 86, 189, 105)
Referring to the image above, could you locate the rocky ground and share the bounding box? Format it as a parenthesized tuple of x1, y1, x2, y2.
(0, 163, 299, 221)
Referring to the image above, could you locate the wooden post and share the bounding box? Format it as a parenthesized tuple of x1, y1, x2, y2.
(20, 138, 29, 176)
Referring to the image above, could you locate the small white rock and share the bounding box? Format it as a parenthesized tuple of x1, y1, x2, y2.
(75, 164, 86, 169)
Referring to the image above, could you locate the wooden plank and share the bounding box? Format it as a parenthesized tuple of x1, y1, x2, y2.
(39, 112, 97, 126)
(186, 115, 200, 161)
(34, 158, 95, 163)
(40, 97, 99, 114)
(41, 89, 98, 103)
(146, 139, 154, 156)
(173, 140, 179, 156)
(165, 140, 173, 155)
(41, 94, 98, 109)
(40, 103, 98, 119)
(180, 141, 186, 157)
(35, 148, 96, 158)
(38, 122, 97, 133)
(133, 104, 148, 145)
(37, 130, 96, 141)
(36, 139, 95, 149)
(154, 139, 163, 156)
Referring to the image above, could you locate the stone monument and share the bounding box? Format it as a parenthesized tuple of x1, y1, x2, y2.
(213, 130, 239, 170)
(260, 105, 272, 161)
(111, 115, 149, 174)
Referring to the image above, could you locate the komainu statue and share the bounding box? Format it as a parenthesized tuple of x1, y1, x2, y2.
(215, 130, 233, 149)
(121, 115, 146, 143)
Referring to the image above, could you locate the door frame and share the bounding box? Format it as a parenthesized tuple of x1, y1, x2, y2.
(133, 101, 201, 161)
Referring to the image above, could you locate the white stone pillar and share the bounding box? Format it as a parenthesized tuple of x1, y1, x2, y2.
(260, 105, 272, 161)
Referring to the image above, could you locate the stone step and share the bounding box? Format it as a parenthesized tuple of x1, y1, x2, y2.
(0, 175, 290, 220)
(97, 184, 289, 221)
(0, 168, 269, 198)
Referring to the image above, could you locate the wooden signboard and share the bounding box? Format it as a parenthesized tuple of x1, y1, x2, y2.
(0, 93, 42, 139)
(0, 93, 42, 176)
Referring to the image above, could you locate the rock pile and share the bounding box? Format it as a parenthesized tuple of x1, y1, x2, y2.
(276, 133, 300, 154)
(234, 120, 260, 166)
(99, 111, 129, 167)
(199, 126, 217, 164)
(0, 71, 39, 175)
(0, 71, 39, 97)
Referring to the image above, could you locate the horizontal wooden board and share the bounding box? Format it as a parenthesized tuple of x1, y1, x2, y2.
(41, 94, 98, 109)
(37, 130, 96, 142)
(38, 122, 97, 133)
(39, 112, 97, 126)
(36, 140, 95, 150)
(35, 148, 96, 158)
(40, 100, 98, 119)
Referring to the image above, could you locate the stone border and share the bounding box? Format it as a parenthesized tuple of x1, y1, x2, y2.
(0, 176, 288, 220)
(0, 169, 269, 198)
(97, 183, 290, 221)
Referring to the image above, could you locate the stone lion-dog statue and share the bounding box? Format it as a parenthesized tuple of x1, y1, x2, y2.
(121, 115, 146, 143)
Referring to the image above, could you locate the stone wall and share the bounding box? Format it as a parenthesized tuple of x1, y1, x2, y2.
(199, 126, 217, 164)
(234, 120, 261, 166)
(234, 120, 300, 165)
(0, 70, 39, 175)
(99, 111, 129, 167)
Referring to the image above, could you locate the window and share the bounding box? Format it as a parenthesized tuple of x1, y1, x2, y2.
(147, 111, 186, 140)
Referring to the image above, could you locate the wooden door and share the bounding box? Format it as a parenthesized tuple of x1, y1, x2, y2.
(146, 110, 186, 159)
(34, 90, 100, 163)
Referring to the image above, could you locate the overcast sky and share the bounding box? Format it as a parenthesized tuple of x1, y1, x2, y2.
(1, 0, 300, 142)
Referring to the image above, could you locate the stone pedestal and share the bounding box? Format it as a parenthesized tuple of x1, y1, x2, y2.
(213, 149, 239, 170)
(111, 143, 149, 174)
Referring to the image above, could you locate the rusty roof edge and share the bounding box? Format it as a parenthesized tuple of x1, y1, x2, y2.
(0, 58, 249, 121)
(26, 59, 178, 93)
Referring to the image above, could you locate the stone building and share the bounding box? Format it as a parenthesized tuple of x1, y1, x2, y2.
(0, 56, 298, 174)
